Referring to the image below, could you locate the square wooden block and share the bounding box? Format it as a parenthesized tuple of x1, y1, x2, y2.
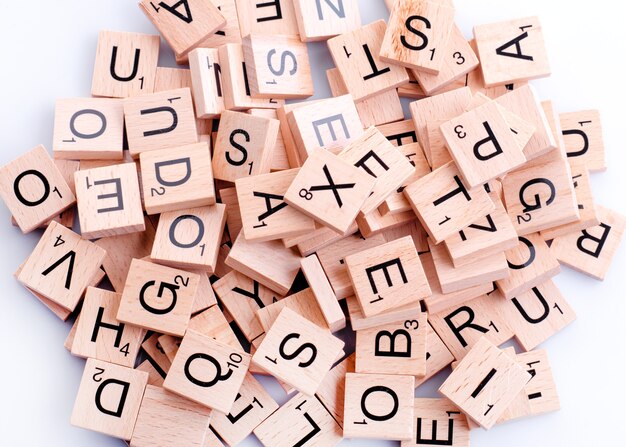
(440, 100, 527, 188)
(300, 254, 346, 332)
(254, 393, 343, 447)
(235, 0, 299, 37)
(499, 280, 576, 351)
(188, 48, 225, 119)
(345, 235, 431, 317)
(284, 148, 375, 234)
(252, 307, 345, 396)
(53, 98, 124, 160)
(380, 0, 455, 73)
(117, 258, 200, 336)
(130, 385, 212, 447)
(210, 373, 279, 446)
(496, 233, 560, 299)
(71, 287, 145, 367)
(293, 0, 361, 42)
(439, 337, 531, 429)
(17, 221, 106, 311)
(401, 398, 470, 447)
(212, 110, 279, 182)
(243, 34, 313, 99)
(316, 354, 355, 428)
(355, 311, 427, 377)
(328, 20, 408, 101)
(140, 142, 216, 215)
(474, 16, 550, 87)
(236, 169, 316, 242)
(71, 358, 148, 440)
(381, 143, 431, 215)
(164, 329, 251, 413)
(428, 292, 514, 360)
(139, 0, 225, 56)
(124, 88, 198, 157)
(338, 127, 415, 215)
(151, 204, 226, 273)
(414, 322, 455, 388)
(255, 288, 325, 333)
(550, 205, 626, 280)
(219, 43, 285, 110)
(226, 235, 302, 295)
(560, 109, 606, 172)
(444, 195, 519, 267)
(343, 372, 415, 440)
(404, 161, 495, 243)
(75, 163, 145, 239)
(91, 30, 160, 98)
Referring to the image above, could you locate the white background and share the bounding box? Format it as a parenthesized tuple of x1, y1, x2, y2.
(0, 0, 624, 446)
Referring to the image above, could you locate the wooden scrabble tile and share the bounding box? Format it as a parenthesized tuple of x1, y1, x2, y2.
(328, 20, 408, 101)
(204, 428, 226, 447)
(409, 87, 473, 165)
(139, 0, 225, 56)
(550, 205, 626, 280)
(219, 43, 285, 110)
(136, 359, 166, 386)
(254, 393, 343, 447)
(71, 287, 145, 367)
(502, 154, 578, 236)
(498, 349, 559, 423)
(346, 235, 430, 318)
(429, 238, 508, 294)
(300, 254, 345, 332)
(428, 292, 513, 360)
(235, 0, 299, 36)
(293, 0, 360, 42)
(420, 252, 494, 315)
(414, 322, 455, 388)
(117, 259, 200, 336)
(226, 235, 301, 295)
(382, 218, 429, 253)
(284, 148, 375, 234)
(71, 358, 148, 440)
(326, 68, 404, 128)
(439, 337, 531, 429)
(91, 30, 160, 98)
(540, 167, 599, 241)
(158, 334, 182, 362)
(474, 16, 550, 87)
(124, 88, 197, 157)
(494, 85, 556, 160)
(560, 109, 606, 171)
(316, 354, 354, 427)
(164, 329, 250, 412)
(252, 307, 344, 395)
(440, 100, 527, 188)
(242, 34, 313, 99)
(74, 163, 145, 239)
(212, 110, 279, 182)
(286, 95, 364, 161)
(404, 161, 495, 244)
(142, 333, 173, 376)
(217, 188, 242, 241)
(496, 233, 561, 299)
(17, 221, 105, 310)
(355, 311, 427, 377)
(188, 48, 226, 119)
(287, 222, 358, 256)
(95, 219, 156, 292)
(401, 398, 469, 447)
(343, 372, 414, 440)
(498, 280, 576, 351)
(53, 98, 124, 160)
(338, 127, 415, 215)
(0, 145, 76, 233)
(380, 0, 455, 73)
(345, 294, 421, 331)
(140, 142, 216, 215)
(412, 26, 479, 95)
(210, 373, 279, 446)
(130, 385, 212, 447)
(247, 108, 290, 171)
(151, 205, 225, 273)
(377, 119, 419, 147)
(189, 305, 242, 349)
(213, 269, 281, 341)
(236, 169, 315, 242)
(444, 195, 519, 267)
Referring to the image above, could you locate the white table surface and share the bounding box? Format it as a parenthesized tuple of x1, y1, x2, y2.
(0, 0, 624, 445)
